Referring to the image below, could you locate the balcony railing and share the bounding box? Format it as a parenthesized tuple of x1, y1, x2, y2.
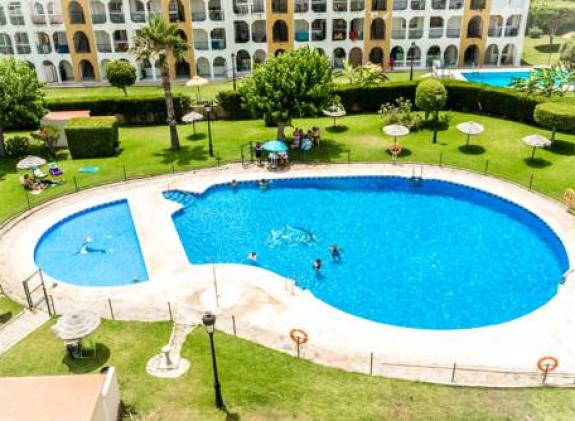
(470, 0, 486, 10)
(251, 4, 265, 13)
(449, 0, 463, 9)
(91, 13, 106, 24)
(114, 42, 129, 52)
(16, 45, 31, 54)
(332, 30, 346, 41)
(392, 29, 406, 39)
(37, 44, 51, 54)
(488, 27, 502, 37)
(211, 39, 225, 49)
(411, 0, 425, 10)
(69, 12, 85, 24)
(31, 14, 47, 25)
(49, 14, 63, 24)
(295, 31, 309, 41)
(110, 12, 125, 23)
(0, 47, 14, 54)
(429, 27, 443, 38)
(192, 11, 206, 21)
(393, 0, 408, 9)
(446, 28, 460, 37)
(467, 31, 482, 39)
(409, 29, 423, 39)
(131, 12, 146, 23)
(505, 27, 519, 37)
(234, 5, 250, 15)
(194, 41, 209, 50)
(97, 43, 112, 53)
(432, 0, 446, 8)
(56, 44, 69, 54)
(209, 10, 224, 21)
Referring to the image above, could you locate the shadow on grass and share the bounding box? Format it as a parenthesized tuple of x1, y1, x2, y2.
(154, 145, 209, 166)
(289, 139, 348, 163)
(385, 147, 413, 158)
(0, 312, 12, 324)
(187, 133, 207, 141)
(550, 139, 575, 156)
(62, 343, 110, 373)
(458, 145, 486, 155)
(524, 157, 552, 168)
(325, 125, 349, 134)
(534, 43, 561, 54)
(224, 408, 241, 420)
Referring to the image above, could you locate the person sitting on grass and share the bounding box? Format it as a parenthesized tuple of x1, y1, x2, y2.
(21, 174, 44, 192)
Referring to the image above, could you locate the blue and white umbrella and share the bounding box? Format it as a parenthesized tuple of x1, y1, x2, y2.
(262, 140, 288, 152)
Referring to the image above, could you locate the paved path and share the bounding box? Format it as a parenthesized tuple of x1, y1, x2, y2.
(0, 311, 50, 356)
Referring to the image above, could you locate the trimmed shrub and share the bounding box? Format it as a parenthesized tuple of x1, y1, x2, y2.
(105, 60, 137, 96)
(65, 116, 119, 159)
(534, 102, 575, 141)
(46, 94, 190, 125)
(5, 136, 30, 157)
(415, 79, 447, 119)
(216, 91, 251, 120)
(335, 81, 419, 113)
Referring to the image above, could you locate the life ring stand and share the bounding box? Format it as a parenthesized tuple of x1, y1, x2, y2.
(289, 328, 308, 344)
(537, 356, 559, 372)
(564, 188, 575, 206)
(388, 143, 403, 156)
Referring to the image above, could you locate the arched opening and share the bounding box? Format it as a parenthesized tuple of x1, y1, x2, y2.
(443, 45, 458, 67)
(505, 15, 521, 37)
(100, 59, 110, 80)
(253, 49, 266, 65)
(37, 32, 52, 54)
(79, 59, 95, 80)
(208, 0, 224, 21)
(332, 19, 347, 41)
(312, 19, 326, 41)
(191, 0, 206, 21)
(53, 32, 69, 54)
(446, 16, 461, 38)
(275, 49, 285, 56)
(463, 45, 479, 67)
(59, 60, 74, 81)
(333, 47, 346, 69)
(273, 20, 288, 42)
(175, 58, 190, 79)
(68, 1, 85, 24)
(295, 20, 309, 42)
(213, 57, 226, 78)
(390, 46, 404, 66)
(236, 49, 251, 72)
(429, 17, 443, 38)
(252, 20, 266, 42)
(350, 18, 364, 41)
(73, 31, 91, 53)
(90, 0, 107, 23)
(234, 21, 249, 43)
(488, 15, 503, 37)
(139, 58, 153, 80)
(42, 60, 58, 83)
(193, 29, 209, 50)
(109, 0, 124, 23)
(210, 28, 226, 49)
(501, 44, 515, 65)
(196, 57, 211, 77)
(334, 0, 347, 11)
(391, 17, 407, 39)
(0, 34, 13, 54)
(32, 2, 46, 24)
(409, 17, 424, 39)
(426, 45, 441, 67)
(295, 0, 309, 13)
(370, 47, 384, 65)
(370, 18, 385, 40)
(131, 0, 146, 22)
(467, 16, 483, 38)
(407, 45, 422, 66)
(484, 44, 498, 65)
(349, 47, 363, 67)
(95, 30, 112, 52)
(168, 0, 185, 22)
(8, 1, 25, 25)
(14, 33, 30, 54)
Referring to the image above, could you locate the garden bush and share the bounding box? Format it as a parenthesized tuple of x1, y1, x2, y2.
(534, 102, 575, 141)
(379, 97, 422, 131)
(65, 116, 119, 159)
(217, 91, 251, 120)
(5, 136, 30, 157)
(415, 79, 447, 120)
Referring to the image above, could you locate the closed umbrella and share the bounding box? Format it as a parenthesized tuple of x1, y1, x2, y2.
(52, 310, 100, 341)
(523, 134, 551, 160)
(322, 105, 346, 128)
(382, 124, 409, 144)
(457, 121, 484, 148)
(16, 155, 46, 170)
(262, 140, 288, 152)
(186, 76, 208, 102)
(182, 111, 204, 135)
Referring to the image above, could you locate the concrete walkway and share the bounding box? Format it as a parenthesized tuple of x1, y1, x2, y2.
(0, 311, 50, 356)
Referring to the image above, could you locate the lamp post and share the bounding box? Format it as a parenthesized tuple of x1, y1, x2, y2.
(231, 53, 236, 91)
(202, 312, 224, 410)
(204, 101, 214, 157)
(433, 90, 442, 144)
(408, 42, 416, 81)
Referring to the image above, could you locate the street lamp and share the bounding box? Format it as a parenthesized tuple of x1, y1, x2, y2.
(204, 101, 214, 158)
(433, 90, 442, 144)
(408, 42, 416, 81)
(202, 311, 224, 410)
(231, 53, 237, 91)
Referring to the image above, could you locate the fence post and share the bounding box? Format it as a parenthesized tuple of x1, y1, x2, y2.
(73, 176, 79, 192)
(167, 301, 173, 321)
(451, 362, 457, 383)
(22, 279, 33, 310)
(216, 151, 221, 166)
(171, 162, 175, 174)
(529, 174, 534, 191)
(39, 270, 52, 317)
(347, 150, 351, 164)
(483, 159, 489, 175)
(122, 165, 127, 181)
(232, 315, 237, 336)
(24, 191, 31, 210)
(296, 338, 301, 359)
(212, 265, 220, 308)
(542, 365, 549, 385)
(439, 151, 443, 167)
(49, 295, 56, 317)
(108, 298, 115, 320)
(369, 352, 374, 375)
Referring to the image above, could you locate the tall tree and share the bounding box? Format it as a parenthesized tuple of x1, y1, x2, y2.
(132, 16, 186, 150)
(0, 57, 45, 157)
(531, 2, 575, 45)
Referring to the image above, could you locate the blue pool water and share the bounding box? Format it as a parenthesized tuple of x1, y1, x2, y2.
(461, 71, 531, 87)
(165, 177, 568, 330)
(35, 200, 149, 287)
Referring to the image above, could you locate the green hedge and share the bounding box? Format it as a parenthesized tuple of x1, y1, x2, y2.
(47, 94, 190, 125)
(534, 101, 575, 140)
(216, 91, 251, 120)
(65, 116, 119, 159)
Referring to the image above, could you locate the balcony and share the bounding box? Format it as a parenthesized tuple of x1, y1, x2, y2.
(211, 39, 225, 49)
(69, 12, 85, 24)
(432, 0, 446, 8)
(49, 14, 63, 24)
(194, 40, 209, 50)
(409, 29, 423, 39)
(411, 0, 425, 10)
(209, 10, 224, 21)
(446, 28, 460, 37)
(110, 12, 125, 23)
(97, 43, 113, 53)
(312, 0, 327, 12)
(56, 44, 69, 54)
(505, 27, 519, 37)
(192, 11, 206, 21)
(131, 11, 146, 23)
(429, 27, 443, 38)
(31, 14, 47, 25)
(295, 1, 309, 12)
(295, 31, 309, 41)
(37, 44, 51, 54)
(115, 41, 129, 53)
(449, 0, 463, 9)
(392, 29, 406, 39)
(91, 14, 107, 24)
(393, 0, 408, 10)
(470, 0, 486, 10)
(488, 27, 502, 37)
(251, 4, 265, 13)
(234, 4, 250, 15)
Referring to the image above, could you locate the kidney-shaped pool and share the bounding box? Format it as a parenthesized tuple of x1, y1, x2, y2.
(165, 176, 569, 330)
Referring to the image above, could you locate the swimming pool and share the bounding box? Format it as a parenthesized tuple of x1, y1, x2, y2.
(35, 200, 149, 287)
(461, 71, 531, 87)
(165, 176, 568, 330)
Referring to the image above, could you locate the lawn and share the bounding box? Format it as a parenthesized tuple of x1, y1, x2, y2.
(0, 295, 23, 325)
(522, 35, 567, 66)
(0, 319, 573, 420)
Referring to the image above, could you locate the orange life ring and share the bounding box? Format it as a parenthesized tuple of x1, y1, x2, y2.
(537, 356, 559, 372)
(290, 328, 308, 344)
(564, 188, 575, 206)
(388, 143, 403, 156)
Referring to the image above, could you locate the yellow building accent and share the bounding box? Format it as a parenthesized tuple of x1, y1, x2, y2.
(458, 0, 493, 67)
(363, 0, 392, 68)
(161, 0, 196, 79)
(61, 0, 100, 82)
(265, 0, 294, 55)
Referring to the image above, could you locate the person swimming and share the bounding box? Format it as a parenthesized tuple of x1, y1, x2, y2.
(258, 178, 268, 190)
(313, 259, 322, 272)
(330, 244, 342, 262)
(230, 179, 238, 188)
(77, 236, 106, 255)
(247, 252, 257, 261)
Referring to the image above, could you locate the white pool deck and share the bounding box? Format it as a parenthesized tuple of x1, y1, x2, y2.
(1, 163, 575, 387)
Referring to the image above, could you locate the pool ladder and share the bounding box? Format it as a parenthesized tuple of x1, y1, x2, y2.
(410, 166, 424, 186)
(561, 268, 575, 285)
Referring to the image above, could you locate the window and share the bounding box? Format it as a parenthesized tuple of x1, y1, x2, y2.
(109, 0, 125, 23)
(8, 2, 25, 25)
(15, 32, 30, 54)
(0, 6, 6, 26)
(0, 33, 14, 54)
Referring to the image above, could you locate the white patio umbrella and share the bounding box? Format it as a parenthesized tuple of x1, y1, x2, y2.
(382, 124, 409, 144)
(523, 134, 551, 160)
(182, 111, 204, 135)
(186, 76, 208, 102)
(457, 121, 485, 148)
(322, 105, 346, 127)
(52, 310, 100, 342)
(16, 155, 46, 170)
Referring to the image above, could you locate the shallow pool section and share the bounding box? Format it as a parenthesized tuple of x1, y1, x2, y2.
(461, 71, 531, 87)
(35, 200, 149, 287)
(165, 177, 568, 330)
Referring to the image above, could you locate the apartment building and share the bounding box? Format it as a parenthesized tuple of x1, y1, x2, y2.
(0, 0, 529, 84)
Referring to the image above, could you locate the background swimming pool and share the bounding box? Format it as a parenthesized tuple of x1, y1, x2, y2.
(461, 71, 530, 87)
(166, 177, 568, 330)
(35, 200, 149, 287)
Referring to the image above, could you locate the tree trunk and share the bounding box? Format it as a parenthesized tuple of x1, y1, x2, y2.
(0, 127, 6, 158)
(161, 66, 180, 150)
(276, 123, 286, 141)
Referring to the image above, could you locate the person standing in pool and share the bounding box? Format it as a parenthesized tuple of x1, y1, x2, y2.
(330, 244, 342, 262)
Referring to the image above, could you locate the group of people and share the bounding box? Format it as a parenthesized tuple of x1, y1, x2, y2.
(254, 143, 289, 168)
(20, 173, 61, 192)
(290, 127, 321, 151)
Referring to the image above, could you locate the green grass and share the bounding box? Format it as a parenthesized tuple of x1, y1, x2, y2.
(2, 111, 575, 226)
(522, 35, 567, 66)
(0, 295, 23, 325)
(0, 319, 573, 420)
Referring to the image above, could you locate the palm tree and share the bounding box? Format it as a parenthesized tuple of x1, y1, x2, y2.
(333, 60, 358, 84)
(132, 16, 187, 150)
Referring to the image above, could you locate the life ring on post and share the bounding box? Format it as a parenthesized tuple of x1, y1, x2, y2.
(290, 328, 308, 345)
(537, 356, 559, 372)
(564, 188, 575, 207)
(388, 143, 403, 157)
